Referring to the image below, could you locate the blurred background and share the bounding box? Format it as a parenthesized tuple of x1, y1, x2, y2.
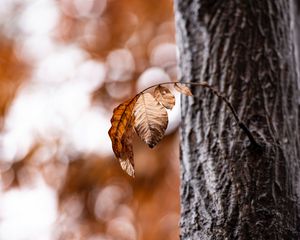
(0, 0, 181, 240)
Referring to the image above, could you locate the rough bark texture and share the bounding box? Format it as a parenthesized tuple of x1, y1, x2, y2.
(174, 0, 300, 239)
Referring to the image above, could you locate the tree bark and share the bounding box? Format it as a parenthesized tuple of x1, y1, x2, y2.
(174, 0, 300, 239)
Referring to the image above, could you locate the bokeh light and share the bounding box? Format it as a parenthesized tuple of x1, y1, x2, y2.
(0, 0, 180, 239)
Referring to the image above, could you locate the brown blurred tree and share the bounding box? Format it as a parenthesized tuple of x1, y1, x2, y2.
(174, 0, 300, 239)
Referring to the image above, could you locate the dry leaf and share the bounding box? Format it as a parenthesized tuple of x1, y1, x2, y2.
(133, 93, 168, 148)
(109, 82, 192, 177)
(108, 96, 139, 177)
(174, 83, 193, 96)
(119, 124, 135, 177)
(154, 85, 175, 109)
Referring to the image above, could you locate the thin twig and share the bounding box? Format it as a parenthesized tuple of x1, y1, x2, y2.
(141, 81, 260, 147)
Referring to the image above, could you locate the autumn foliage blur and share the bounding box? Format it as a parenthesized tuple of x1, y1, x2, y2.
(0, 0, 179, 240)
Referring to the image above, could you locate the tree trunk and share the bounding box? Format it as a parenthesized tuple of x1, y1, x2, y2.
(174, 0, 300, 239)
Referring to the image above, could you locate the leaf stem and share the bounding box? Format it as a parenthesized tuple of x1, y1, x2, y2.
(141, 81, 260, 147)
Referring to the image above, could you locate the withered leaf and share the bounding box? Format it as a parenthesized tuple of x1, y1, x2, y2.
(133, 93, 168, 148)
(119, 124, 135, 177)
(154, 85, 175, 110)
(108, 96, 139, 177)
(174, 83, 193, 96)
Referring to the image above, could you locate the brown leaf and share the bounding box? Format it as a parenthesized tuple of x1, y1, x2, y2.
(108, 96, 139, 177)
(154, 85, 175, 110)
(119, 125, 135, 177)
(174, 83, 193, 96)
(133, 93, 168, 148)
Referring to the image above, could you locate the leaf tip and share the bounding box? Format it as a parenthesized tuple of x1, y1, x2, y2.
(148, 143, 155, 148)
(120, 158, 135, 177)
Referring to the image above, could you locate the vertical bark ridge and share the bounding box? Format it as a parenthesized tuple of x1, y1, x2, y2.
(175, 0, 300, 239)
